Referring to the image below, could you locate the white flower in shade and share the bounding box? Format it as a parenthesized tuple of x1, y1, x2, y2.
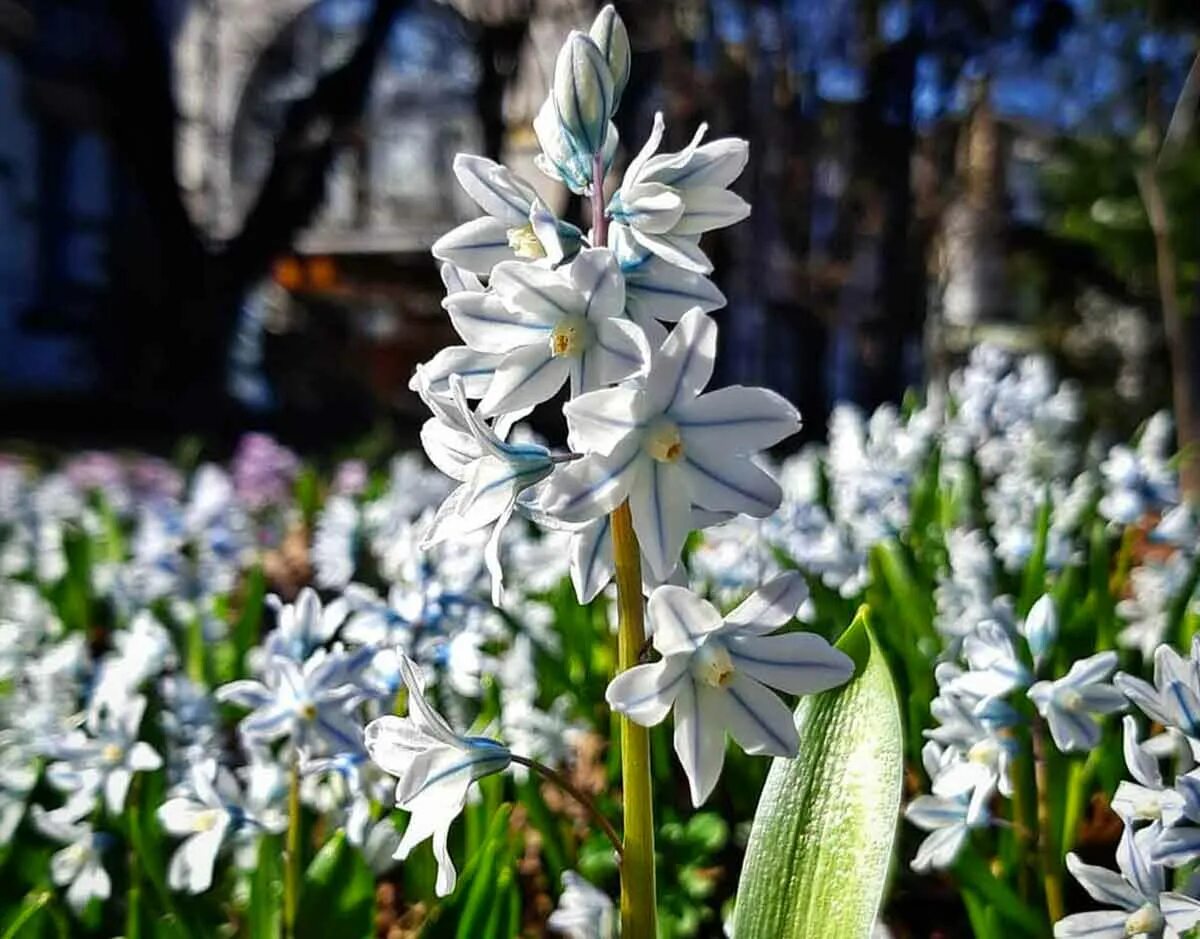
(541, 308, 800, 580)
(607, 112, 749, 275)
(605, 577, 851, 806)
(1028, 652, 1126, 753)
(31, 803, 112, 913)
(216, 649, 364, 757)
(1112, 716, 1186, 829)
(443, 248, 649, 419)
(1115, 640, 1200, 739)
(1055, 826, 1200, 938)
(158, 759, 280, 894)
(547, 871, 617, 939)
(432, 155, 583, 274)
(44, 694, 163, 815)
(419, 373, 569, 604)
(364, 654, 511, 896)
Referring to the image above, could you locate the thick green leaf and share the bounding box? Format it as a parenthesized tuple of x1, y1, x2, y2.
(295, 831, 374, 939)
(732, 608, 903, 939)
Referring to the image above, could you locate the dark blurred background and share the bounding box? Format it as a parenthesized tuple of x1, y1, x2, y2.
(2, 0, 1199, 458)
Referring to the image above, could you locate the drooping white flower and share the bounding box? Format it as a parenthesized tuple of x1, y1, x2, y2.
(443, 248, 649, 419)
(605, 577, 851, 805)
(1115, 640, 1200, 739)
(607, 112, 749, 275)
(1111, 716, 1187, 829)
(541, 308, 800, 579)
(364, 654, 511, 896)
(1055, 825, 1200, 938)
(1028, 651, 1126, 752)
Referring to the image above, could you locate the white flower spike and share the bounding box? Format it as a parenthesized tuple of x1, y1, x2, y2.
(605, 576, 851, 805)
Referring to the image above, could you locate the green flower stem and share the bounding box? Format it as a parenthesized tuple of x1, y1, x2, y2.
(1030, 715, 1064, 924)
(284, 757, 302, 939)
(509, 754, 623, 857)
(611, 500, 657, 939)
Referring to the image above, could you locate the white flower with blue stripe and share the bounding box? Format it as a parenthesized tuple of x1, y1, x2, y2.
(441, 247, 649, 420)
(364, 653, 511, 897)
(1055, 825, 1200, 938)
(540, 307, 800, 580)
(605, 575, 852, 806)
(1028, 651, 1126, 753)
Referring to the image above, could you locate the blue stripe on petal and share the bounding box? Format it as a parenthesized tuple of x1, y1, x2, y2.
(725, 683, 791, 753)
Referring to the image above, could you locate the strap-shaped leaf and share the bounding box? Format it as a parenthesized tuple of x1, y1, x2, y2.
(733, 608, 903, 939)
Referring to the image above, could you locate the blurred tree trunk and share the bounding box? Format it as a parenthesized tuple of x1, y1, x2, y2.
(101, 0, 407, 421)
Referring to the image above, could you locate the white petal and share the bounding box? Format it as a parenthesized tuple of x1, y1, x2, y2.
(679, 443, 782, 518)
(1122, 717, 1162, 788)
(569, 247, 625, 321)
(479, 346, 570, 417)
(647, 585, 724, 655)
(570, 517, 614, 604)
(619, 182, 685, 233)
(726, 633, 853, 695)
(624, 255, 726, 324)
(157, 798, 206, 836)
(673, 385, 801, 453)
(629, 228, 712, 273)
(1046, 707, 1100, 753)
(50, 844, 84, 886)
(538, 439, 643, 524)
(606, 656, 690, 726)
(439, 260, 482, 295)
(904, 795, 966, 832)
(169, 824, 228, 894)
(432, 217, 515, 275)
(591, 318, 651, 387)
(622, 111, 665, 186)
(1161, 892, 1200, 933)
(1053, 911, 1129, 938)
(673, 676, 726, 806)
(673, 187, 750, 235)
(1065, 851, 1142, 910)
(724, 572, 809, 633)
(432, 820, 458, 897)
(644, 307, 717, 416)
(414, 345, 504, 399)
(911, 824, 968, 872)
(716, 672, 799, 757)
(444, 291, 552, 354)
(564, 386, 645, 455)
(1061, 651, 1119, 688)
(490, 261, 582, 324)
(421, 420, 479, 482)
(1116, 824, 1161, 899)
(452, 153, 535, 226)
(628, 458, 690, 581)
(127, 741, 162, 772)
(648, 136, 748, 190)
(105, 767, 133, 814)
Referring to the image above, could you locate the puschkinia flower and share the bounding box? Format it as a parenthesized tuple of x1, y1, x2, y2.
(31, 803, 112, 913)
(1115, 640, 1200, 739)
(443, 248, 649, 418)
(1028, 651, 1125, 752)
(608, 112, 749, 275)
(605, 576, 851, 805)
(547, 870, 617, 939)
(364, 654, 511, 896)
(1055, 826, 1200, 938)
(541, 308, 800, 579)
(432, 154, 583, 273)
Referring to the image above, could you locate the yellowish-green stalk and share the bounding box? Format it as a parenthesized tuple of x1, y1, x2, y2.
(611, 501, 657, 938)
(284, 758, 301, 939)
(1031, 716, 1065, 924)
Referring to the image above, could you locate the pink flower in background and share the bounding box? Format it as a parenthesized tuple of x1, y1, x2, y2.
(332, 460, 368, 497)
(128, 457, 184, 502)
(231, 433, 300, 512)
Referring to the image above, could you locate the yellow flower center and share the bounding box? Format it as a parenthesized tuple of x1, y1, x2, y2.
(694, 642, 735, 688)
(101, 743, 124, 765)
(507, 224, 546, 260)
(550, 317, 588, 358)
(298, 702, 318, 721)
(1125, 903, 1163, 935)
(645, 420, 684, 463)
(1058, 688, 1084, 712)
(194, 809, 222, 832)
(967, 738, 998, 766)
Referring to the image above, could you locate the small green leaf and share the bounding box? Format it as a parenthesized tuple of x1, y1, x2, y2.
(732, 608, 903, 939)
(295, 831, 374, 939)
(248, 835, 284, 939)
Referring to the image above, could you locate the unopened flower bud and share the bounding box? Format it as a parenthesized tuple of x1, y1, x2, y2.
(589, 5, 631, 110)
(553, 32, 614, 158)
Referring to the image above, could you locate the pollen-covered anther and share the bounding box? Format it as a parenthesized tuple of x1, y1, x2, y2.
(550, 317, 588, 358)
(101, 743, 124, 765)
(299, 702, 318, 721)
(693, 642, 735, 688)
(507, 223, 546, 260)
(645, 420, 684, 463)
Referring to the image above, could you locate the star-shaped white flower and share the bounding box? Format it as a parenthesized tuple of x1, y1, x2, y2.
(442, 247, 649, 418)
(364, 654, 511, 896)
(605, 577, 851, 805)
(1028, 651, 1126, 753)
(541, 307, 800, 579)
